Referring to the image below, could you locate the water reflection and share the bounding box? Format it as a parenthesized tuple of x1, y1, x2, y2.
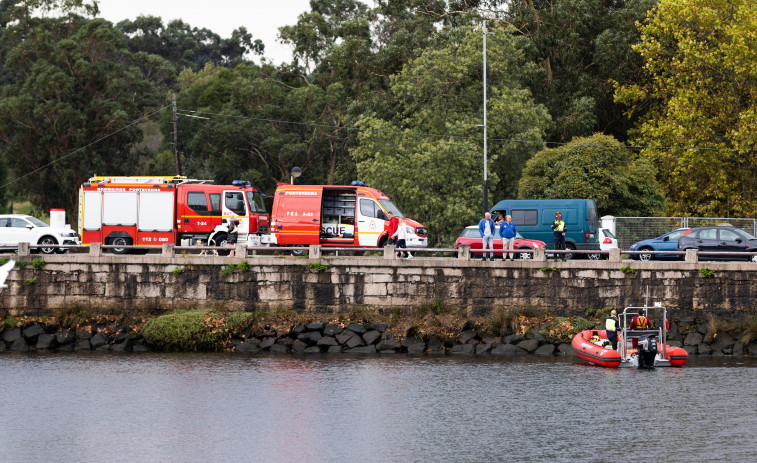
(0, 354, 755, 462)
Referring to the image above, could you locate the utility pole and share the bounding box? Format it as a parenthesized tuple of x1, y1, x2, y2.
(482, 21, 493, 215)
(172, 93, 182, 176)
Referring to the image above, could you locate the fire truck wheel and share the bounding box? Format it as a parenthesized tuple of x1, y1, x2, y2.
(290, 247, 304, 257)
(213, 234, 231, 256)
(38, 236, 58, 254)
(111, 237, 131, 255)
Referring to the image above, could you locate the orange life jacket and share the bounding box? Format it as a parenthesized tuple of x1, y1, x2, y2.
(633, 315, 648, 329)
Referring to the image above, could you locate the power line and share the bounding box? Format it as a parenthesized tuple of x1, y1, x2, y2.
(178, 108, 757, 153)
(0, 105, 171, 191)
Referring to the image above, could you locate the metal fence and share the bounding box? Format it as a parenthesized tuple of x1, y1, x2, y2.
(613, 217, 757, 250)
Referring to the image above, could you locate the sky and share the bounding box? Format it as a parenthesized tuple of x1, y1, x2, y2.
(95, 0, 313, 64)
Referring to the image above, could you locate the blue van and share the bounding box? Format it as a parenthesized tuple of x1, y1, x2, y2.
(489, 199, 601, 259)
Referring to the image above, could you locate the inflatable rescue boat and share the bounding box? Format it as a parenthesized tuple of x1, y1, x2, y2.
(572, 303, 688, 368)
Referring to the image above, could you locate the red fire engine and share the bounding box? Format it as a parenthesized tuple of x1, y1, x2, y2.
(78, 176, 268, 253)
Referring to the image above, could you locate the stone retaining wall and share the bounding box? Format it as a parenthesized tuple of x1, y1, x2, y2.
(2, 255, 757, 317)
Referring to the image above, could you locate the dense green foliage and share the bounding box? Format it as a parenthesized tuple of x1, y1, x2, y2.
(142, 309, 253, 352)
(615, 0, 757, 218)
(518, 134, 665, 216)
(1, 0, 756, 242)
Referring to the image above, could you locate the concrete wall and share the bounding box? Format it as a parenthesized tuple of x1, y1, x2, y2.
(3, 253, 757, 317)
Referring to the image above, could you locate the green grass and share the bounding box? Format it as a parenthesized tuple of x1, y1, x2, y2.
(308, 262, 328, 273)
(699, 267, 715, 278)
(142, 309, 255, 352)
(221, 264, 235, 276)
(619, 265, 636, 274)
(172, 267, 183, 275)
(237, 260, 251, 271)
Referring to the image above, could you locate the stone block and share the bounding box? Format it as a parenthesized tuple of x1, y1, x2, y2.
(269, 343, 289, 353)
(697, 343, 712, 355)
(2, 328, 21, 344)
(22, 325, 45, 343)
(491, 343, 528, 356)
(345, 334, 365, 349)
(345, 345, 376, 354)
(684, 332, 703, 346)
(377, 339, 401, 352)
(259, 337, 276, 350)
(516, 339, 540, 353)
(336, 331, 354, 345)
(291, 339, 308, 353)
(36, 334, 57, 350)
(75, 339, 91, 351)
(303, 346, 322, 353)
(323, 324, 342, 336)
(362, 330, 381, 345)
(317, 336, 339, 347)
(534, 344, 556, 356)
(10, 338, 29, 352)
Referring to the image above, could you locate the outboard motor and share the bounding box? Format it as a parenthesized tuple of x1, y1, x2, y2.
(636, 334, 658, 369)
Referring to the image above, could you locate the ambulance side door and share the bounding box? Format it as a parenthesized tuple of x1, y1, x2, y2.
(357, 198, 387, 246)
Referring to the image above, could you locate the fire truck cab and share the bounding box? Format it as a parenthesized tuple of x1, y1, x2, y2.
(78, 176, 268, 253)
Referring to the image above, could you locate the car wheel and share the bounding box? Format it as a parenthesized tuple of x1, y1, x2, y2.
(111, 237, 131, 255)
(749, 254, 757, 263)
(38, 236, 58, 254)
(587, 252, 601, 260)
(516, 247, 532, 260)
(563, 243, 576, 260)
(638, 247, 654, 262)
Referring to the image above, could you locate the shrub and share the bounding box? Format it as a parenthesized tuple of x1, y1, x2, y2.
(142, 309, 254, 352)
(541, 317, 594, 344)
(32, 258, 45, 269)
(540, 266, 559, 272)
(172, 267, 183, 275)
(619, 266, 636, 274)
(699, 267, 715, 278)
(237, 260, 251, 271)
(308, 262, 328, 273)
(221, 264, 235, 276)
(56, 305, 93, 329)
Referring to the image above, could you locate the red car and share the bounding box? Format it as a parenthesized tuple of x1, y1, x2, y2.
(454, 225, 547, 259)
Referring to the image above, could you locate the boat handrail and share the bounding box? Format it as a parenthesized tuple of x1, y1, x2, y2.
(620, 304, 668, 360)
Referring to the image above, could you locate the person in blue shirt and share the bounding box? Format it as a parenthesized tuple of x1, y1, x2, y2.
(478, 212, 496, 261)
(499, 214, 517, 261)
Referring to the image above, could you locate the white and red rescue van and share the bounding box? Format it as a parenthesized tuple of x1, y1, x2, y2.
(268, 182, 427, 249)
(78, 176, 268, 253)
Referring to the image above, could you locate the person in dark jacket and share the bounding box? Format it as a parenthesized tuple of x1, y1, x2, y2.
(227, 214, 239, 257)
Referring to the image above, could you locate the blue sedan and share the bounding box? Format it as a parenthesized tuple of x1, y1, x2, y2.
(628, 228, 689, 261)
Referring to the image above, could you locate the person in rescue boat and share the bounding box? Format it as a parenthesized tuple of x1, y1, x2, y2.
(478, 212, 496, 261)
(605, 309, 620, 350)
(551, 212, 566, 261)
(630, 311, 653, 330)
(386, 212, 399, 247)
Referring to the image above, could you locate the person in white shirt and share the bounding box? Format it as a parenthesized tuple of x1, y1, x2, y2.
(392, 217, 412, 259)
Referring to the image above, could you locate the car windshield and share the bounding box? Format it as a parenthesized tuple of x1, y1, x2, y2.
(378, 199, 403, 217)
(735, 228, 757, 240)
(26, 216, 49, 227)
(664, 229, 688, 240)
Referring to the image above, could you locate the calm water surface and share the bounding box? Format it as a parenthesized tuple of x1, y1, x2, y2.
(0, 353, 755, 462)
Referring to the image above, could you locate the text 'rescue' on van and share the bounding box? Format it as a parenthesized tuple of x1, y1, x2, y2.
(268, 182, 427, 248)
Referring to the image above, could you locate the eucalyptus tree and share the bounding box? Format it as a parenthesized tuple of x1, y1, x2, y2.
(0, 1, 175, 220)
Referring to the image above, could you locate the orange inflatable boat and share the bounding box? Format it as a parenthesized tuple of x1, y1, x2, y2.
(572, 303, 688, 368)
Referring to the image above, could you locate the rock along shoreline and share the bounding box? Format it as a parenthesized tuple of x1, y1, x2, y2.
(1, 312, 756, 357)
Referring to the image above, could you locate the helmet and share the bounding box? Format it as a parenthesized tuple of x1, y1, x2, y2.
(555, 212, 562, 218)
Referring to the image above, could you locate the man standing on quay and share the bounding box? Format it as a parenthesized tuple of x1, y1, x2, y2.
(551, 212, 566, 261)
(479, 212, 496, 261)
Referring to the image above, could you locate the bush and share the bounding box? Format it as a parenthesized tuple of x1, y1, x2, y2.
(541, 317, 594, 344)
(142, 309, 254, 352)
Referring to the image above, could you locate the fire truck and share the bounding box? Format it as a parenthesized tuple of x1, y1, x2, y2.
(78, 176, 268, 253)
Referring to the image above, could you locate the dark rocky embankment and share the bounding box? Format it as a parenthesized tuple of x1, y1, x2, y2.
(2, 311, 756, 356)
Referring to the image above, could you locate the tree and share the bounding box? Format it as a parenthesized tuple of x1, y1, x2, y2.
(615, 0, 757, 217)
(518, 133, 665, 216)
(0, 11, 175, 222)
(505, 0, 657, 142)
(117, 16, 263, 72)
(351, 23, 551, 246)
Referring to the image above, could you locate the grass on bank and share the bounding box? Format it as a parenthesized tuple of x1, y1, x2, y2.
(142, 309, 254, 352)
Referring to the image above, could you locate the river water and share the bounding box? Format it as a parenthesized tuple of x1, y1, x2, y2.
(1, 353, 755, 462)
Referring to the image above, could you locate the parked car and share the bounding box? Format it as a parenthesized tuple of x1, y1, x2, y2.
(0, 214, 79, 254)
(599, 229, 617, 250)
(677, 226, 757, 262)
(454, 226, 546, 259)
(628, 228, 689, 261)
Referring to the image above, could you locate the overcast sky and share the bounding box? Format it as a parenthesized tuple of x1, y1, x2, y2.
(95, 0, 313, 64)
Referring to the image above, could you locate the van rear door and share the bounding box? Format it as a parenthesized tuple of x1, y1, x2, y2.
(272, 187, 322, 245)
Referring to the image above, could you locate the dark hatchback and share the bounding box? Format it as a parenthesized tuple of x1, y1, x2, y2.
(678, 226, 757, 262)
